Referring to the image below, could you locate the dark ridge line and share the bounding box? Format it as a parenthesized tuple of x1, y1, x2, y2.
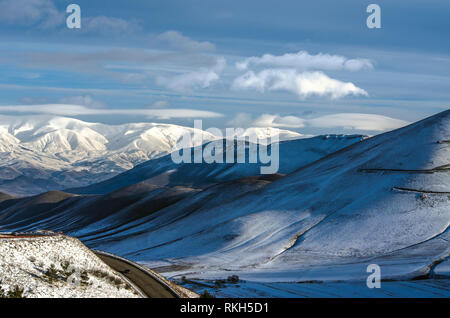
(412, 253, 450, 280)
(359, 166, 450, 174)
(392, 187, 450, 194)
(377, 224, 450, 258)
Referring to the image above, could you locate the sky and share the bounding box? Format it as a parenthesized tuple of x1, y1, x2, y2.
(0, 0, 449, 135)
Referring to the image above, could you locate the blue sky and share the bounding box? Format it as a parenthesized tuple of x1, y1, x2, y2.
(0, 0, 449, 135)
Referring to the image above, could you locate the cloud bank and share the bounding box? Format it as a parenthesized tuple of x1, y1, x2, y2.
(308, 113, 410, 131)
(229, 112, 409, 132)
(0, 104, 222, 119)
(233, 50, 372, 99)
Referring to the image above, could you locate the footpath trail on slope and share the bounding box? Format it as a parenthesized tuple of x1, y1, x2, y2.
(95, 253, 178, 298)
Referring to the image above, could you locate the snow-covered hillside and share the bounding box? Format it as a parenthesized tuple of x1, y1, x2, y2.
(0, 235, 139, 298)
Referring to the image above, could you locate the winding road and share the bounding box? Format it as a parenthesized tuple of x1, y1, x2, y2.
(95, 252, 179, 298)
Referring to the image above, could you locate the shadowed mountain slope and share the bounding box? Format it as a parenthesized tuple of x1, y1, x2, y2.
(69, 134, 364, 195)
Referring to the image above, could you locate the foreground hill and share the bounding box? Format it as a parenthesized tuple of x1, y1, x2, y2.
(0, 234, 139, 298)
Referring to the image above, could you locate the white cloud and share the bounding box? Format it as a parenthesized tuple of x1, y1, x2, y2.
(59, 95, 106, 109)
(156, 57, 226, 93)
(155, 31, 215, 52)
(308, 113, 410, 131)
(0, 0, 63, 28)
(233, 69, 368, 99)
(228, 112, 408, 132)
(0, 104, 222, 119)
(236, 50, 373, 71)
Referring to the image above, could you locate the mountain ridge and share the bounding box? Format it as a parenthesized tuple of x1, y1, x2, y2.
(68, 134, 365, 194)
(0, 115, 305, 196)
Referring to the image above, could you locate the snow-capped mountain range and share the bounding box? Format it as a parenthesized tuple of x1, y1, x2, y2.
(0, 115, 302, 196)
